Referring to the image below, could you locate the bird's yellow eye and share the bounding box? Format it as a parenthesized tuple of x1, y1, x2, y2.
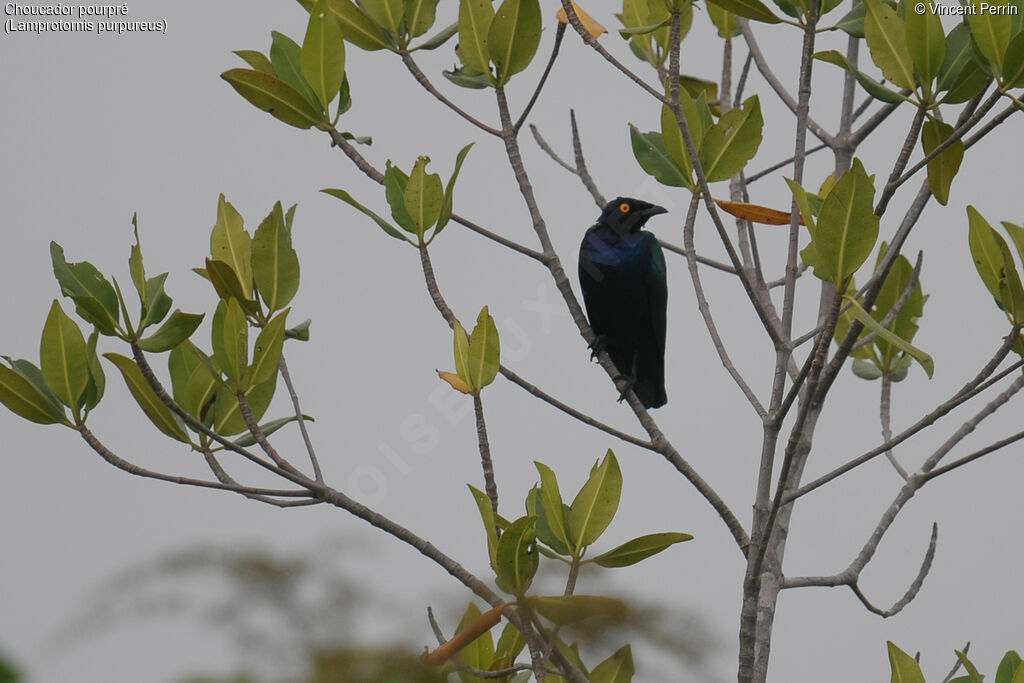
(619, 203, 631, 213)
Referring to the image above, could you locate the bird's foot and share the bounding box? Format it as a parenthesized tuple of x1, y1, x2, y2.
(589, 334, 609, 362)
(614, 370, 638, 404)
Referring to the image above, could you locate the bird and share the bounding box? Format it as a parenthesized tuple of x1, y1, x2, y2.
(579, 197, 668, 409)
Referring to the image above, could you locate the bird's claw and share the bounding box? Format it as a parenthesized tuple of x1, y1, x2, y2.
(589, 334, 609, 362)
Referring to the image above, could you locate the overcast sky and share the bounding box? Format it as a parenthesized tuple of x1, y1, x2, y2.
(2, 2, 1023, 682)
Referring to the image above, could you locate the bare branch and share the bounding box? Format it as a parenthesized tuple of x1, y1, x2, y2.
(875, 106, 927, 215)
(851, 523, 937, 617)
(474, 394, 499, 514)
(880, 376, 910, 480)
(279, 356, 323, 483)
(514, 23, 567, 133)
(399, 50, 501, 136)
(745, 142, 829, 184)
(570, 110, 606, 208)
(940, 643, 971, 683)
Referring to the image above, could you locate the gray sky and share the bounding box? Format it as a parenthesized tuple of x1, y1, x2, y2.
(2, 2, 1023, 681)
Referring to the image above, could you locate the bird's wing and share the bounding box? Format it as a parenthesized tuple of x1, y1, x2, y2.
(643, 232, 668, 353)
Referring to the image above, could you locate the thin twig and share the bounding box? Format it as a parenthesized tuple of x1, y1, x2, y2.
(745, 142, 829, 184)
(514, 23, 566, 132)
(880, 376, 909, 480)
(279, 356, 323, 483)
(875, 106, 927, 215)
(474, 394, 499, 514)
(570, 110, 606, 208)
(939, 643, 971, 683)
(399, 50, 501, 136)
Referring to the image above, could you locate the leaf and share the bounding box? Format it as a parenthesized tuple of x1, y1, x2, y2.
(814, 49, 907, 103)
(660, 96, 695, 182)
(40, 300, 90, 415)
(321, 188, 412, 242)
(325, 0, 394, 51)
(183, 355, 220, 426)
(936, 23, 977, 93)
(996, 650, 1023, 683)
(270, 31, 322, 109)
(443, 66, 494, 89)
(302, 0, 347, 111)
(438, 370, 473, 393)
(529, 595, 627, 625)
(221, 68, 327, 130)
(414, 20, 458, 50)
(285, 319, 312, 341)
(205, 259, 258, 313)
(811, 158, 879, 285)
(210, 195, 254, 297)
(887, 642, 926, 683)
(468, 306, 500, 391)
(454, 602, 495, 675)
(832, 2, 867, 37)
(568, 449, 622, 550)
(921, 119, 964, 205)
(706, 0, 780, 23)
(436, 143, 474, 235)
(104, 353, 189, 442)
(128, 221, 147, 310)
(50, 242, 119, 334)
(629, 125, 693, 188)
(852, 357, 884, 379)
(968, 205, 1020, 317)
(863, 0, 915, 90)
(556, 1, 608, 37)
(234, 414, 315, 446)
(494, 515, 538, 595)
(458, 0, 495, 74)
(707, 3, 741, 37)
(589, 644, 634, 683)
(469, 484, 499, 567)
(452, 319, 473, 390)
(618, 18, 670, 36)
(534, 462, 571, 551)
(0, 361, 68, 425)
(715, 199, 802, 226)
(844, 296, 934, 377)
(361, 0, 405, 41)
(495, 621, 526, 659)
(1002, 31, 1024, 88)
(212, 298, 249, 384)
(404, 156, 444, 238)
(80, 332, 109, 412)
(212, 374, 277, 436)
(967, 0, 1012, 72)
(252, 202, 301, 312)
(140, 273, 173, 330)
(139, 311, 205, 353)
(247, 309, 288, 387)
(591, 532, 693, 567)
(955, 651, 984, 683)
(905, 0, 946, 85)
(700, 95, 764, 182)
(405, 0, 440, 38)
(488, 0, 542, 85)
(234, 49, 275, 73)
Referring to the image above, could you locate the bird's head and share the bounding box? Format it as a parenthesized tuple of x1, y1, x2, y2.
(598, 197, 668, 234)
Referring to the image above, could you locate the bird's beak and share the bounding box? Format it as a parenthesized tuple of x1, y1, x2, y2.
(639, 204, 668, 219)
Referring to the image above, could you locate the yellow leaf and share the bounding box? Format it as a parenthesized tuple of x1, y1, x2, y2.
(556, 1, 607, 38)
(437, 370, 474, 394)
(714, 198, 805, 226)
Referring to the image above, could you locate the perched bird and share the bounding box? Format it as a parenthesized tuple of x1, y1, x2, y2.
(579, 197, 668, 409)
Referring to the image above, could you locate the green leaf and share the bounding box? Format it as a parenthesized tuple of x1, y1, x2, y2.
(529, 595, 628, 625)
(968, 205, 1021, 319)
(936, 23, 977, 92)
(996, 650, 1023, 683)
(234, 413, 314, 446)
(252, 202, 301, 312)
(706, 0, 780, 23)
(863, 0, 915, 89)
(104, 353, 189, 442)
(920, 119, 964, 205)
(50, 242, 120, 334)
(495, 621, 527, 659)
(321, 188, 412, 242)
(870, 250, 926, 367)
(453, 319, 473, 390)
(488, 0, 542, 85)
(212, 298, 249, 384)
(700, 95, 763, 182)
(660, 97, 695, 183)
(270, 31, 322, 109)
(832, 2, 867, 37)
(811, 158, 879, 285)
(469, 484, 499, 567)
(534, 462, 571, 552)
(886, 642, 926, 683)
(384, 162, 417, 233)
(234, 49, 275, 73)
(302, 1, 347, 111)
(128, 221, 147, 310)
(221, 68, 327, 130)
(784, 177, 818, 233)
(591, 532, 693, 567)
(436, 143, 474, 235)
(618, 18, 670, 36)
(852, 357, 883, 379)
(414, 20, 458, 50)
(568, 449, 623, 550)
(361, 0, 406, 42)
(494, 515, 538, 595)
(905, 0, 945, 85)
(967, 0, 1012, 72)
(210, 195, 254, 297)
(814, 49, 907, 103)
(247, 309, 288, 387)
(468, 306, 500, 391)
(212, 374, 277, 436)
(707, 3, 741, 37)
(139, 310, 205, 353)
(589, 644, 634, 683)
(454, 602, 495, 675)
(325, 0, 394, 51)
(405, 0, 440, 38)
(844, 296, 934, 377)
(459, 0, 496, 74)
(442, 65, 494, 89)
(204, 259, 258, 313)
(528, 487, 570, 555)
(140, 273, 173, 330)
(0, 361, 69, 425)
(286, 318, 312, 341)
(955, 651, 984, 683)
(629, 125, 693, 188)
(168, 342, 201, 405)
(183, 356, 220, 426)
(404, 156, 444, 239)
(40, 300, 90, 416)
(1002, 32, 1024, 87)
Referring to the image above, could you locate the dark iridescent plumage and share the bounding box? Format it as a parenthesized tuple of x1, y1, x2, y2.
(579, 197, 668, 409)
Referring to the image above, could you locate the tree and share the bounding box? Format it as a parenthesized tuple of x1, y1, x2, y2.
(2, 0, 1023, 681)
